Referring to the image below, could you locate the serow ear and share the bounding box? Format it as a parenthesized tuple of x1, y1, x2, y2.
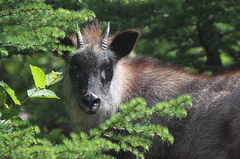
(110, 29, 140, 59)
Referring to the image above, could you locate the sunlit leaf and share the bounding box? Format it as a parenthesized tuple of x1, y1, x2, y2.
(27, 88, 59, 99)
(46, 71, 63, 86)
(0, 81, 21, 105)
(30, 65, 46, 89)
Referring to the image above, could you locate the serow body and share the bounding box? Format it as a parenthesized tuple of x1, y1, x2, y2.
(61, 22, 240, 159)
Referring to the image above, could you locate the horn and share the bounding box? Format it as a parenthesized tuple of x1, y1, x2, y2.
(76, 22, 84, 49)
(101, 21, 110, 50)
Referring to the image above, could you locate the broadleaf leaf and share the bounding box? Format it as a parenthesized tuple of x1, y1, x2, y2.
(30, 65, 46, 89)
(27, 88, 59, 99)
(46, 71, 63, 86)
(0, 81, 21, 105)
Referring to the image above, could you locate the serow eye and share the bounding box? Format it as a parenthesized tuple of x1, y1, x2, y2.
(105, 66, 112, 72)
(70, 65, 77, 70)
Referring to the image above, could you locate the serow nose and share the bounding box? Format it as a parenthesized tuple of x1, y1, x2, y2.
(81, 93, 101, 114)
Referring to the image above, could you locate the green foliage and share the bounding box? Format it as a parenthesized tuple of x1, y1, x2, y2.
(30, 65, 47, 89)
(1, 95, 192, 159)
(0, 0, 95, 57)
(27, 64, 61, 99)
(0, 120, 53, 159)
(0, 65, 62, 120)
(0, 81, 21, 105)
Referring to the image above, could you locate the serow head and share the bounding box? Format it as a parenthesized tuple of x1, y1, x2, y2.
(61, 21, 140, 114)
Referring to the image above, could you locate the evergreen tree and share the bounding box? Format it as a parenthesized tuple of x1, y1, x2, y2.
(0, 0, 95, 58)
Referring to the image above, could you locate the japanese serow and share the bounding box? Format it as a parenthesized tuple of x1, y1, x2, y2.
(61, 22, 240, 159)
